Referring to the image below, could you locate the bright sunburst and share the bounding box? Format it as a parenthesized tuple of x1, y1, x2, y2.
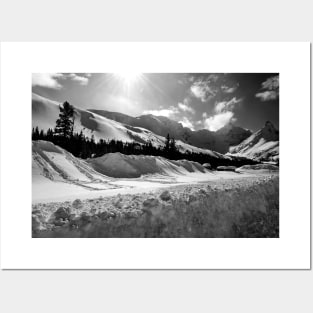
(113, 72, 143, 85)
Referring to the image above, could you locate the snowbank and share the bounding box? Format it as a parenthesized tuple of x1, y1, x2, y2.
(87, 153, 209, 178)
(235, 164, 279, 173)
(32, 175, 279, 238)
(33, 141, 270, 204)
(33, 140, 109, 182)
(216, 166, 237, 171)
(32, 141, 117, 203)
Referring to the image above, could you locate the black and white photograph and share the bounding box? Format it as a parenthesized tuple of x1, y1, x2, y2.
(32, 72, 279, 238)
(1, 0, 313, 311)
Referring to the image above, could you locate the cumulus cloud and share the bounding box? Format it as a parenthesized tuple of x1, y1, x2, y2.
(178, 101, 195, 114)
(143, 106, 179, 118)
(32, 73, 64, 89)
(179, 117, 195, 130)
(32, 73, 90, 88)
(255, 90, 278, 101)
(201, 97, 241, 131)
(221, 84, 238, 94)
(68, 73, 89, 85)
(261, 75, 279, 90)
(190, 76, 219, 102)
(255, 75, 279, 101)
(214, 97, 242, 113)
(204, 111, 236, 131)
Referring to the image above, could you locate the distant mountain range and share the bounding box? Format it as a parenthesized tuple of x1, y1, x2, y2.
(32, 93, 279, 161)
(89, 109, 252, 153)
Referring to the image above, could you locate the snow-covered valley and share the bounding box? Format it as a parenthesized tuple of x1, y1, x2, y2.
(32, 140, 279, 237)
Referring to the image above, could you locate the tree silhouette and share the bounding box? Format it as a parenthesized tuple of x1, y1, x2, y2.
(54, 101, 75, 139)
(32, 126, 259, 168)
(170, 137, 177, 153)
(165, 133, 170, 152)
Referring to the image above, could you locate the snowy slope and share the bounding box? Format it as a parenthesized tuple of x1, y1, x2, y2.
(89, 110, 252, 153)
(33, 140, 110, 183)
(33, 93, 157, 143)
(87, 152, 209, 178)
(229, 121, 279, 161)
(32, 93, 223, 156)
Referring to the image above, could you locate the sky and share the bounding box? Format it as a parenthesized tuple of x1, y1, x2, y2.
(32, 73, 279, 132)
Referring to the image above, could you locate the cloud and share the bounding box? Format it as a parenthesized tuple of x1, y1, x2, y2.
(32, 73, 90, 88)
(179, 117, 195, 130)
(143, 106, 179, 118)
(255, 75, 279, 101)
(32, 73, 64, 89)
(214, 97, 242, 113)
(203, 111, 236, 131)
(255, 90, 278, 101)
(188, 76, 195, 82)
(261, 75, 279, 90)
(84, 73, 92, 77)
(201, 97, 241, 131)
(221, 84, 238, 94)
(190, 77, 219, 102)
(68, 73, 89, 85)
(177, 101, 195, 114)
(144, 99, 195, 120)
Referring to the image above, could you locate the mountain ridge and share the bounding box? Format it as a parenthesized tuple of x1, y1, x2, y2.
(229, 121, 279, 161)
(88, 109, 252, 153)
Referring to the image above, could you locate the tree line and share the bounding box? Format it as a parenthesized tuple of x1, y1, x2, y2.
(32, 101, 257, 168)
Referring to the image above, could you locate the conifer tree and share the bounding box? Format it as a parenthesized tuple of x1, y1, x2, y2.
(54, 101, 75, 139)
(170, 137, 177, 153)
(165, 133, 170, 152)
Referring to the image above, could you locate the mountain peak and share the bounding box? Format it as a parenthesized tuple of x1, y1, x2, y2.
(264, 120, 275, 129)
(261, 120, 278, 141)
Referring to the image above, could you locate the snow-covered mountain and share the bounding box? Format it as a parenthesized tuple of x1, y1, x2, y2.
(89, 109, 252, 153)
(229, 121, 279, 162)
(32, 93, 222, 157)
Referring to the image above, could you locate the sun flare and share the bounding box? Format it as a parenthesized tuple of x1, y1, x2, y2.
(113, 72, 143, 85)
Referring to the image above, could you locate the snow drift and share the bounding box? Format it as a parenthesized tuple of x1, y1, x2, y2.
(32, 141, 117, 203)
(33, 140, 109, 183)
(87, 152, 209, 178)
(235, 164, 279, 173)
(32, 141, 261, 203)
(32, 175, 279, 238)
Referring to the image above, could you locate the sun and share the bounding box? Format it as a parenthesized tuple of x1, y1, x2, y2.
(113, 72, 143, 85)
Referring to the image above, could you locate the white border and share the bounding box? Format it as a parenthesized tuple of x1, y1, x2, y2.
(0, 42, 310, 269)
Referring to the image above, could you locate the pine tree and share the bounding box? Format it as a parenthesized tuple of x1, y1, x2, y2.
(170, 137, 177, 152)
(39, 129, 44, 139)
(165, 133, 170, 152)
(54, 101, 75, 139)
(32, 126, 40, 140)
